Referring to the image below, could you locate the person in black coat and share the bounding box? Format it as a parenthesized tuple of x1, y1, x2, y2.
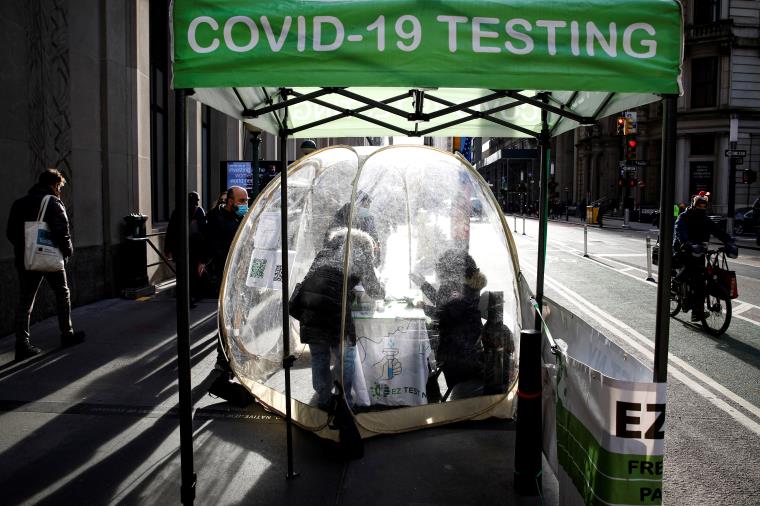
(6, 168, 85, 360)
(673, 192, 735, 321)
(291, 227, 384, 408)
(410, 249, 487, 391)
(164, 191, 206, 304)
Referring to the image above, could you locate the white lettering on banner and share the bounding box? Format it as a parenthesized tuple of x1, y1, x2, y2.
(436, 15, 468, 52)
(185, 15, 659, 60)
(536, 19, 566, 56)
(224, 16, 258, 52)
(624, 23, 657, 58)
(314, 16, 344, 51)
(473, 17, 500, 53)
(188, 16, 219, 53)
(260, 16, 292, 52)
(297, 16, 306, 52)
(395, 15, 422, 51)
(504, 18, 533, 55)
(570, 20, 580, 56)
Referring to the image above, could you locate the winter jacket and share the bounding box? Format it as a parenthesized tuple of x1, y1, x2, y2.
(434, 271, 487, 385)
(673, 207, 731, 252)
(6, 184, 73, 270)
(203, 204, 241, 277)
(293, 228, 384, 346)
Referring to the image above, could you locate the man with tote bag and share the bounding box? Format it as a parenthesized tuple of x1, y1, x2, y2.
(6, 169, 85, 361)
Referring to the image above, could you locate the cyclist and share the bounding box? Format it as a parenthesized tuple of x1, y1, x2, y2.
(673, 191, 737, 322)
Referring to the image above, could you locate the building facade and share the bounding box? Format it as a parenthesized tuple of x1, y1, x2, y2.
(478, 0, 760, 220)
(0, 1, 379, 336)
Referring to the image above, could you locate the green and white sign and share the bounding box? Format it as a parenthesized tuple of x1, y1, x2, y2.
(172, 0, 683, 93)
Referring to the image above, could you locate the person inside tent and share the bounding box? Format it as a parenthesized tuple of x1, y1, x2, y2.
(325, 190, 380, 262)
(290, 227, 385, 409)
(410, 249, 487, 398)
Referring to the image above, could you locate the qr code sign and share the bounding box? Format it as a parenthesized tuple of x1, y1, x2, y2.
(249, 258, 267, 279)
(273, 265, 283, 283)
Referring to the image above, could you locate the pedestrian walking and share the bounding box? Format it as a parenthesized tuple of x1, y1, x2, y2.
(202, 186, 252, 402)
(6, 168, 85, 361)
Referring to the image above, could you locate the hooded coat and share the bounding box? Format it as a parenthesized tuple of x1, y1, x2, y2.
(292, 228, 384, 346)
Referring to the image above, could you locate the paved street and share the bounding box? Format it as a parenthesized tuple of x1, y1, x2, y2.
(511, 215, 760, 505)
(0, 294, 558, 505)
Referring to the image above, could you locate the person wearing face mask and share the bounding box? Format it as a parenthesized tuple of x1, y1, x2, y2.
(673, 191, 736, 322)
(202, 186, 250, 384)
(6, 168, 86, 360)
(202, 186, 249, 294)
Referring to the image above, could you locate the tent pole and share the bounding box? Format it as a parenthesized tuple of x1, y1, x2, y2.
(279, 124, 299, 479)
(653, 95, 677, 382)
(174, 88, 196, 505)
(534, 97, 550, 329)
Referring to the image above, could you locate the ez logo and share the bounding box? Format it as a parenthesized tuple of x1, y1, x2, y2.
(616, 402, 665, 439)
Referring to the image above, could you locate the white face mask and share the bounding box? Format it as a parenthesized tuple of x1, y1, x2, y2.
(356, 207, 370, 219)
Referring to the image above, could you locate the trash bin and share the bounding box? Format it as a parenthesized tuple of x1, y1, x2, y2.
(586, 205, 599, 224)
(123, 213, 148, 238)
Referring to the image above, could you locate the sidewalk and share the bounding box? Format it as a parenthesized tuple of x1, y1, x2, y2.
(0, 293, 557, 505)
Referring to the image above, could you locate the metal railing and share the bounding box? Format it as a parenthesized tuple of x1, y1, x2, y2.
(126, 231, 176, 275)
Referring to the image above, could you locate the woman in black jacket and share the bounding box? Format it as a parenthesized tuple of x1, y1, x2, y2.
(410, 249, 487, 390)
(291, 227, 384, 408)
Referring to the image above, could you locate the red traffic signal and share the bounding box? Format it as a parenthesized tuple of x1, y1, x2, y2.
(625, 135, 637, 160)
(628, 178, 637, 188)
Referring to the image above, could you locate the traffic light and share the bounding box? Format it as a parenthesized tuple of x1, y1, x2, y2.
(625, 135, 637, 161)
(616, 117, 625, 135)
(625, 117, 634, 134)
(628, 178, 637, 188)
(742, 169, 757, 185)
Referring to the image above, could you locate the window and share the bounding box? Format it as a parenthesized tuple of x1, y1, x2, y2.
(690, 133, 715, 156)
(150, 0, 170, 222)
(693, 0, 720, 25)
(690, 57, 718, 109)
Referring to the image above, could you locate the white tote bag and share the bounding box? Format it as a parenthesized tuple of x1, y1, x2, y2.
(24, 195, 65, 272)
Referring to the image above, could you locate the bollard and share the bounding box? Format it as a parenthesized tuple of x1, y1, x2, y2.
(514, 214, 518, 233)
(514, 329, 543, 496)
(522, 215, 526, 236)
(623, 208, 630, 228)
(645, 236, 655, 282)
(583, 224, 589, 257)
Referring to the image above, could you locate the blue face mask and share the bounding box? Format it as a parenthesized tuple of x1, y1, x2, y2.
(235, 204, 249, 218)
(356, 207, 370, 219)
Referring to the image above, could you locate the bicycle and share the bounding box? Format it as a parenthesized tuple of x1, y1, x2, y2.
(669, 245, 737, 337)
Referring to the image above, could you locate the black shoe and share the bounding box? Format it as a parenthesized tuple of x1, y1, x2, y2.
(61, 330, 86, 347)
(15, 339, 42, 361)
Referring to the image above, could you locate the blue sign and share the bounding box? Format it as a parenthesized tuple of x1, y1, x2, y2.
(225, 161, 252, 190)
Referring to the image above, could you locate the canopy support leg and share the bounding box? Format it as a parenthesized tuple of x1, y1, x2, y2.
(534, 96, 551, 329)
(279, 125, 299, 480)
(653, 95, 677, 383)
(175, 88, 196, 505)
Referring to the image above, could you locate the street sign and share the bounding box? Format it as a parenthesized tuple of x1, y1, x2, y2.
(634, 160, 647, 166)
(725, 149, 746, 157)
(735, 157, 744, 166)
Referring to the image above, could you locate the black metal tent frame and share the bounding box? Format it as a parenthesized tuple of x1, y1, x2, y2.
(172, 86, 678, 504)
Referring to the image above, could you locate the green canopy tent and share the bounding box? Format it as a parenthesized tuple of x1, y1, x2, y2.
(170, 1, 683, 502)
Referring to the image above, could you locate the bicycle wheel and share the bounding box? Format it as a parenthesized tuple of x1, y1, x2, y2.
(701, 293, 731, 336)
(669, 281, 681, 316)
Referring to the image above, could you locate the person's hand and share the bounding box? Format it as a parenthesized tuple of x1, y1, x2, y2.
(197, 263, 206, 277)
(415, 300, 425, 309)
(409, 272, 425, 286)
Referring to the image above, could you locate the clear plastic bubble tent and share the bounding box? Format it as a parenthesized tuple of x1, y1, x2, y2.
(220, 144, 525, 440)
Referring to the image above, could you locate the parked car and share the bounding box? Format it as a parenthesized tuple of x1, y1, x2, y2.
(733, 207, 756, 236)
